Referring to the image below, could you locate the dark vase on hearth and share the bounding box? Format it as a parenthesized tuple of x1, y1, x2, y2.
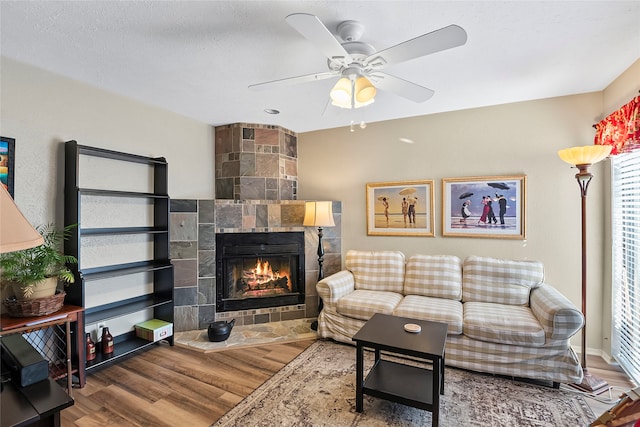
(208, 319, 235, 342)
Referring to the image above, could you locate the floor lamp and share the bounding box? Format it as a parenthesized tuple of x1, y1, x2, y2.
(303, 201, 335, 331)
(558, 144, 612, 394)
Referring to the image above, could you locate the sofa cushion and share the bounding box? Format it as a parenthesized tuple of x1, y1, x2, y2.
(346, 250, 405, 293)
(336, 290, 403, 321)
(463, 301, 545, 346)
(393, 295, 463, 335)
(462, 256, 544, 306)
(404, 255, 462, 300)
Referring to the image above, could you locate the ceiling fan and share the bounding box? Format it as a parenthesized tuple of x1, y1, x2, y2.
(249, 13, 468, 109)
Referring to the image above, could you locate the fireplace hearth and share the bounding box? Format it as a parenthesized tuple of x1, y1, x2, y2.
(216, 232, 305, 312)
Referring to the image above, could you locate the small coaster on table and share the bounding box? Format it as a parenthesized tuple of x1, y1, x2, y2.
(403, 323, 421, 333)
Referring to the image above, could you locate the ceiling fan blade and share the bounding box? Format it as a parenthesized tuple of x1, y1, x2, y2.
(367, 24, 467, 69)
(249, 71, 338, 91)
(371, 73, 435, 103)
(285, 13, 353, 67)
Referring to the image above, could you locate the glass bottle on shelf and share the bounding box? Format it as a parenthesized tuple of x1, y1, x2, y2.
(86, 333, 96, 362)
(101, 326, 114, 355)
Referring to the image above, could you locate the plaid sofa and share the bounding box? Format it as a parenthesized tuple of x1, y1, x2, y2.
(316, 250, 584, 384)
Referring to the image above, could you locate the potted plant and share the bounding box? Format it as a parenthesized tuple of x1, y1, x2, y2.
(0, 223, 77, 300)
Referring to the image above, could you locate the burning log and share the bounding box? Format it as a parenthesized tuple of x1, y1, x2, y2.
(230, 258, 293, 298)
(261, 276, 288, 290)
(239, 276, 289, 291)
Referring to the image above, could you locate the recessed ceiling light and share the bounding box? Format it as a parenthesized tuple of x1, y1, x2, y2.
(264, 109, 280, 115)
(399, 137, 414, 144)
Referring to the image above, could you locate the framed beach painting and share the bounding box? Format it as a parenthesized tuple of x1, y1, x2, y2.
(0, 136, 15, 197)
(366, 180, 435, 236)
(442, 175, 526, 239)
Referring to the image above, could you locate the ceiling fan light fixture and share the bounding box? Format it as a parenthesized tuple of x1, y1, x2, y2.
(253, 14, 468, 113)
(330, 78, 352, 104)
(355, 76, 376, 103)
(331, 99, 350, 109)
(333, 96, 375, 109)
(330, 75, 376, 109)
(355, 97, 375, 108)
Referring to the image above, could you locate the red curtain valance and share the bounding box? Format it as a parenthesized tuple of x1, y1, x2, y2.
(594, 95, 640, 155)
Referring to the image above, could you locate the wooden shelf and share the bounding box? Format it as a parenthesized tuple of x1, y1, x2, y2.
(78, 188, 168, 199)
(80, 260, 173, 281)
(85, 295, 173, 325)
(64, 140, 174, 380)
(363, 360, 435, 410)
(81, 226, 169, 236)
(76, 143, 167, 165)
(86, 335, 157, 371)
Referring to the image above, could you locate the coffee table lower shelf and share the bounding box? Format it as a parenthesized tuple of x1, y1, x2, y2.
(363, 359, 436, 411)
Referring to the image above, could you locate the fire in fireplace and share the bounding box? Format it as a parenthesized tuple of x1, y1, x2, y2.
(232, 258, 291, 298)
(215, 232, 305, 312)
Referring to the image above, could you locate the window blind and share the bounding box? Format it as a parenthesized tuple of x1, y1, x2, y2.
(611, 149, 640, 385)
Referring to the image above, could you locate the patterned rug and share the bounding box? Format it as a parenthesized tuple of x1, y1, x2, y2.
(213, 340, 595, 427)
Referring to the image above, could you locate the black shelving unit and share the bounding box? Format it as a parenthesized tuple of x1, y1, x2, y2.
(64, 141, 174, 376)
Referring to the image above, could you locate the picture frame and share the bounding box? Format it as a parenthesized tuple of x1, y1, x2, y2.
(0, 136, 15, 197)
(442, 175, 526, 239)
(366, 180, 435, 236)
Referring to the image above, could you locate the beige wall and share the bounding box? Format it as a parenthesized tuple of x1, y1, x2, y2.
(1, 57, 215, 327)
(2, 53, 638, 353)
(1, 57, 215, 230)
(298, 89, 626, 355)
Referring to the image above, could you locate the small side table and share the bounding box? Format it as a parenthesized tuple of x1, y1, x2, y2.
(352, 313, 448, 426)
(1, 376, 74, 427)
(1, 304, 86, 393)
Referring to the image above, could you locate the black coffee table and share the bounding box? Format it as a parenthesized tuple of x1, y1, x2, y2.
(352, 313, 448, 426)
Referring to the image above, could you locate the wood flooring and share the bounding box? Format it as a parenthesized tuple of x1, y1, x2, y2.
(62, 340, 315, 427)
(61, 340, 636, 426)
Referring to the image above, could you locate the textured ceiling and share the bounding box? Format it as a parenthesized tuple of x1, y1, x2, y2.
(1, 1, 639, 133)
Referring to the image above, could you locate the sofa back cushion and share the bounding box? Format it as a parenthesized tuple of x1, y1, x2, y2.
(462, 255, 544, 306)
(404, 255, 462, 300)
(346, 250, 405, 293)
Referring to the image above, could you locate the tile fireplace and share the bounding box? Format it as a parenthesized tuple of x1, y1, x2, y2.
(215, 231, 305, 312)
(169, 122, 341, 331)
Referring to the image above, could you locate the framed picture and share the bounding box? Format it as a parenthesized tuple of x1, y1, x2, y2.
(442, 175, 526, 239)
(366, 180, 435, 236)
(0, 136, 15, 197)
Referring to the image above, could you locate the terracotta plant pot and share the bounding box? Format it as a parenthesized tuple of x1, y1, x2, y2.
(11, 277, 58, 301)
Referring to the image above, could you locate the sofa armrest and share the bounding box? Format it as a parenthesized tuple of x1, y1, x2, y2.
(316, 270, 355, 311)
(530, 283, 584, 340)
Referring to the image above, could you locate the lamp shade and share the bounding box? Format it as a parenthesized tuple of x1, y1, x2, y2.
(355, 76, 376, 103)
(330, 76, 376, 109)
(558, 145, 612, 166)
(0, 184, 44, 253)
(303, 201, 335, 227)
(330, 78, 351, 105)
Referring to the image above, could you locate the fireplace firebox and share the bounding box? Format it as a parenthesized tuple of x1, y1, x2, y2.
(215, 232, 305, 312)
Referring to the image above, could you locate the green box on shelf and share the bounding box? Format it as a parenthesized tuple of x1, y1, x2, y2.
(135, 319, 173, 342)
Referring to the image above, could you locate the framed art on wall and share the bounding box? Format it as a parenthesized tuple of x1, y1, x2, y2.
(366, 180, 435, 236)
(0, 136, 15, 197)
(442, 175, 526, 239)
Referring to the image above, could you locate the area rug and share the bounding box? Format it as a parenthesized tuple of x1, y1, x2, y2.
(213, 340, 595, 426)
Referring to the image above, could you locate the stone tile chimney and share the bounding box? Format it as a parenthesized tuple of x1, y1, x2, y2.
(215, 123, 297, 200)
